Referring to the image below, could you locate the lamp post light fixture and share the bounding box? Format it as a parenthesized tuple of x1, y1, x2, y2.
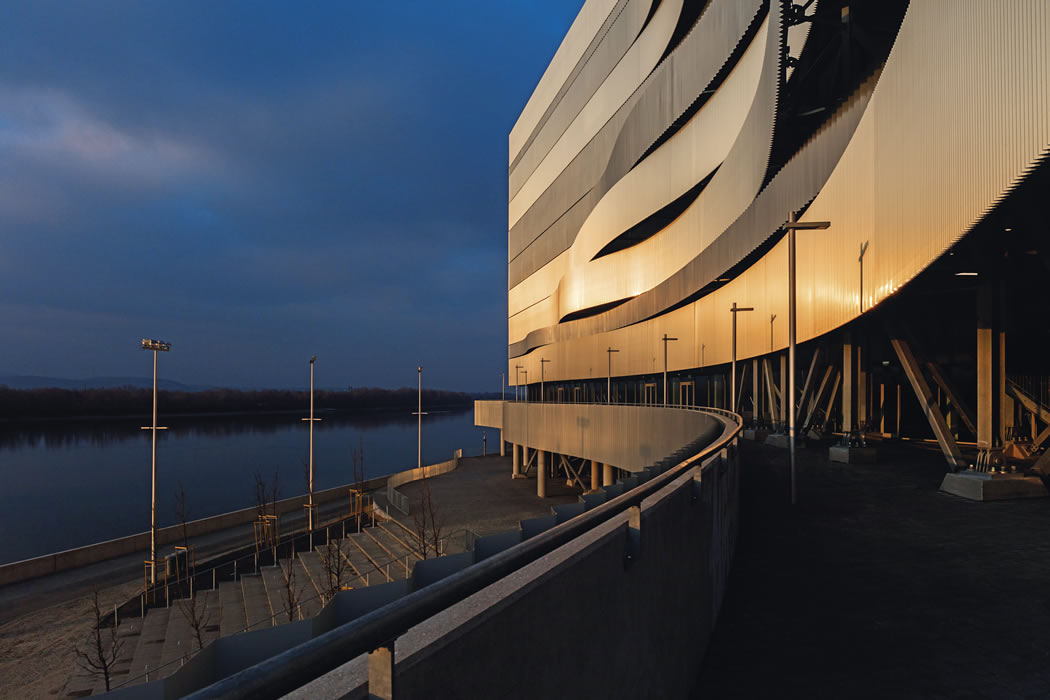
(413, 366, 427, 469)
(540, 358, 551, 402)
(140, 338, 171, 586)
(606, 347, 619, 404)
(784, 214, 831, 505)
(661, 334, 678, 407)
(729, 303, 754, 414)
(301, 356, 322, 531)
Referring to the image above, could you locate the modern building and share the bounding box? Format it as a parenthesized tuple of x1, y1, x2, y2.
(484, 0, 1050, 497)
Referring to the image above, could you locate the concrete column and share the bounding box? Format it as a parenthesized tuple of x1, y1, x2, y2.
(499, 429, 505, 457)
(752, 358, 760, 421)
(779, 354, 788, 432)
(842, 338, 854, 434)
(977, 282, 1005, 449)
(512, 443, 521, 478)
(590, 459, 600, 491)
(603, 463, 614, 487)
(879, 383, 886, 434)
(857, 345, 867, 431)
(537, 450, 546, 498)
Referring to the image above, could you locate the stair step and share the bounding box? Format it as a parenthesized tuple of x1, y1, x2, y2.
(127, 608, 171, 684)
(348, 532, 394, 583)
(292, 557, 324, 618)
(260, 565, 294, 625)
(362, 528, 413, 580)
(219, 580, 246, 638)
(240, 575, 273, 631)
(338, 538, 378, 587)
(377, 521, 423, 561)
(157, 599, 196, 678)
(297, 549, 329, 599)
(197, 589, 222, 649)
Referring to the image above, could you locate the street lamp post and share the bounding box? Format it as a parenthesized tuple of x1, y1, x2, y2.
(606, 347, 619, 404)
(413, 366, 427, 469)
(514, 365, 523, 402)
(301, 356, 321, 531)
(661, 334, 678, 407)
(540, 358, 550, 402)
(784, 214, 831, 505)
(501, 373, 505, 402)
(140, 338, 171, 586)
(521, 370, 528, 404)
(729, 303, 754, 413)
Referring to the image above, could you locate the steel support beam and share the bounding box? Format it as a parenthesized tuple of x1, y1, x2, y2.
(890, 337, 967, 471)
(927, 362, 977, 437)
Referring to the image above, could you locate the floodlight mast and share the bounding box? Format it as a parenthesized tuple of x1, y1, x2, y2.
(140, 338, 171, 586)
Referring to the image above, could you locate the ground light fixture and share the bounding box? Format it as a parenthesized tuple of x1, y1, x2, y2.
(140, 338, 171, 585)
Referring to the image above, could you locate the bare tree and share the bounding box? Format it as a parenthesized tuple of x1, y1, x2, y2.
(177, 594, 212, 651)
(412, 470, 444, 559)
(73, 587, 124, 692)
(252, 471, 282, 551)
(350, 437, 366, 525)
(319, 536, 351, 600)
(281, 559, 306, 623)
(174, 480, 193, 589)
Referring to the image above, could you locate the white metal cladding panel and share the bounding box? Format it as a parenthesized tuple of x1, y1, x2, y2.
(507, 1, 1050, 383)
(555, 11, 780, 320)
(509, 0, 681, 228)
(509, 0, 651, 196)
(797, 0, 1050, 344)
(509, 76, 876, 358)
(510, 0, 620, 165)
(507, 0, 764, 285)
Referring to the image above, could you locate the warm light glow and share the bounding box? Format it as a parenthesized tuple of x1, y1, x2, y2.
(141, 338, 171, 352)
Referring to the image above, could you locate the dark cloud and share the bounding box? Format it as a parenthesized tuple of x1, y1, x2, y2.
(0, 1, 585, 390)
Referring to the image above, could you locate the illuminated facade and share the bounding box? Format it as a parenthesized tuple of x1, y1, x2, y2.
(503, 0, 1050, 480)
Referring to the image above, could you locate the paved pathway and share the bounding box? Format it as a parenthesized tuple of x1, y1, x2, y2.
(694, 438, 1050, 699)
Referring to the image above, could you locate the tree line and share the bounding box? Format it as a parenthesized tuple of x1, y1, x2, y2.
(0, 385, 474, 421)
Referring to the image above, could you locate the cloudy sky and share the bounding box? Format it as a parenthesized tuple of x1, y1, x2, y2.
(0, 1, 584, 391)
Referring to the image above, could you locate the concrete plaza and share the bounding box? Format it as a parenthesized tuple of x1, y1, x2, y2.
(694, 439, 1050, 699)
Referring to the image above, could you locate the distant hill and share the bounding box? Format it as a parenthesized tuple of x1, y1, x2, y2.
(0, 374, 215, 392)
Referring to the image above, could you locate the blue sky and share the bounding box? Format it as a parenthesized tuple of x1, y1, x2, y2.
(0, 1, 584, 391)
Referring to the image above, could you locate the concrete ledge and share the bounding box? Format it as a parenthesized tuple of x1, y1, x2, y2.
(765, 433, 789, 448)
(940, 471, 1048, 501)
(829, 445, 878, 464)
(743, 429, 769, 442)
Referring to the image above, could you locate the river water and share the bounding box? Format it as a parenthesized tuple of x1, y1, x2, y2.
(0, 407, 488, 565)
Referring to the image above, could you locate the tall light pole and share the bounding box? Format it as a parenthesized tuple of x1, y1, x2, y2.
(785, 214, 831, 505)
(521, 370, 528, 404)
(661, 334, 678, 407)
(514, 365, 523, 402)
(301, 356, 321, 531)
(540, 358, 550, 402)
(413, 366, 427, 469)
(730, 303, 754, 413)
(606, 347, 619, 404)
(140, 338, 171, 585)
(501, 372, 505, 402)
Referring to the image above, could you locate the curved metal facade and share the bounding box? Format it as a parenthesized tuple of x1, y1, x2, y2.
(507, 0, 1050, 388)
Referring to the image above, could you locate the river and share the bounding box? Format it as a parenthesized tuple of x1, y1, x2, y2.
(0, 407, 488, 565)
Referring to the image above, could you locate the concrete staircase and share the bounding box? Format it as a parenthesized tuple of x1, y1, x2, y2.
(63, 523, 427, 696)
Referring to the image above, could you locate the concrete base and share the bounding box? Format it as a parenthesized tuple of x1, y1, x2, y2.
(743, 429, 769, 442)
(940, 471, 1048, 501)
(765, 433, 789, 449)
(512, 474, 528, 480)
(828, 445, 878, 464)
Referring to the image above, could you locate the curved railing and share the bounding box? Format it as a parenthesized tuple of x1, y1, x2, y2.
(184, 405, 741, 699)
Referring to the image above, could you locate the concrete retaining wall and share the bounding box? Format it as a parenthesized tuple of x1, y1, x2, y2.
(385, 451, 462, 516)
(0, 475, 389, 587)
(475, 400, 719, 472)
(392, 439, 740, 698)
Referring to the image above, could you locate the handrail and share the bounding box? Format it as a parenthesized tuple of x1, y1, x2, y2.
(186, 406, 740, 699)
